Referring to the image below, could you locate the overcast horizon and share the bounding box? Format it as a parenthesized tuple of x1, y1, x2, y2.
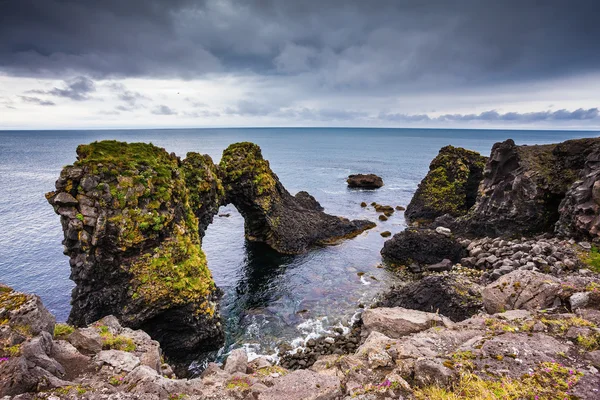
(2, 0, 600, 130)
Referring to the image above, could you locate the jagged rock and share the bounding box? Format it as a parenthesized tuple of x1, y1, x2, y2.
(294, 191, 324, 211)
(362, 307, 453, 339)
(224, 348, 248, 374)
(220, 142, 375, 254)
(258, 369, 342, 400)
(482, 270, 561, 314)
(66, 327, 103, 355)
(377, 275, 483, 322)
(405, 145, 487, 222)
(0, 283, 55, 339)
(458, 138, 600, 237)
(380, 229, 466, 265)
(426, 258, 453, 272)
(346, 174, 384, 189)
(46, 141, 224, 360)
(557, 148, 600, 240)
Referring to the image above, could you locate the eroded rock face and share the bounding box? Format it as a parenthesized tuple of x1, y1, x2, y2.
(557, 148, 600, 240)
(46, 141, 224, 358)
(405, 145, 487, 222)
(346, 174, 384, 189)
(459, 138, 600, 237)
(220, 142, 375, 254)
(380, 229, 466, 266)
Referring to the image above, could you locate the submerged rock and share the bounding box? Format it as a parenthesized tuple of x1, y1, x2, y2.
(405, 145, 487, 222)
(346, 173, 384, 189)
(220, 142, 375, 254)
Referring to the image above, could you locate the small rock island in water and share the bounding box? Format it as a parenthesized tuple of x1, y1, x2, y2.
(3, 137, 600, 399)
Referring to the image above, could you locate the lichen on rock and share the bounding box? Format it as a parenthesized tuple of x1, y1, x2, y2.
(406, 145, 487, 222)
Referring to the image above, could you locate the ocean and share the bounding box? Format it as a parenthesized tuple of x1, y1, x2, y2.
(0, 127, 597, 365)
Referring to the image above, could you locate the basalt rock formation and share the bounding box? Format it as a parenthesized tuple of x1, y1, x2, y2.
(47, 140, 374, 360)
(219, 142, 375, 254)
(405, 145, 487, 222)
(380, 229, 467, 266)
(457, 138, 600, 237)
(46, 141, 224, 359)
(407, 137, 600, 240)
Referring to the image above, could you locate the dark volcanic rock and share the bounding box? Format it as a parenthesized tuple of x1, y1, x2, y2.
(556, 147, 600, 240)
(220, 142, 375, 254)
(46, 141, 225, 359)
(458, 138, 600, 237)
(294, 191, 324, 211)
(405, 145, 487, 222)
(376, 275, 483, 322)
(346, 174, 384, 189)
(381, 229, 466, 265)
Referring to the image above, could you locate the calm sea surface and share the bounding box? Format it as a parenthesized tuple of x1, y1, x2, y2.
(1, 128, 598, 363)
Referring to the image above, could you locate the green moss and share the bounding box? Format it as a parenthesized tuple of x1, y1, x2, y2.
(220, 142, 277, 201)
(54, 323, 75, 339)
(414, 145, 487, 219)
(581, 245, 600, 272)
(0, 289, 28, 312)
(97, 327, 136, 352)
(225, 376, 251, 390)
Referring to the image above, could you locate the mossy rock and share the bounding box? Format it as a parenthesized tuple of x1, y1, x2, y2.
(406, 145, 487, 222)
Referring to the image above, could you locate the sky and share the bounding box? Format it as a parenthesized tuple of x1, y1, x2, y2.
(1, 0, 600, 130)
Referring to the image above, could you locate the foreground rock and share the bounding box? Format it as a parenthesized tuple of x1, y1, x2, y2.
(405, 145, 487, 222)
(220, 142, 375, 254)
(381, 228, 466, 266)
(362, 307, 454, 338)
(346, 173, 384, 189)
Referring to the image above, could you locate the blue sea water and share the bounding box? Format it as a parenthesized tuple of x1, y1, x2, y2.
(0, 127, 598, 362)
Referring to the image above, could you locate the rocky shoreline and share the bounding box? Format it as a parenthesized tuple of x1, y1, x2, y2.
(4, 135, 600, 398)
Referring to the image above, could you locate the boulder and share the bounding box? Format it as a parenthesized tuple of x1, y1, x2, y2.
(224, 348, 248, 374)
(294, 191, 324, 211)
(346, 174, 384, 189)
(405, 145, 487, 222)
(362, 307, 453, 339)
(482, 270, 561, 314)
(381, 229, 466, 265)
(258, 369, 342, 400)
(96, 349, 141, 372)
(377, 275, 483, 322)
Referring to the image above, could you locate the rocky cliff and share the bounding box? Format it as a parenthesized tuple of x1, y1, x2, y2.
(407, 137, 600, 240)
(46, 141, 224, 360)
(47, 140, 374, 362)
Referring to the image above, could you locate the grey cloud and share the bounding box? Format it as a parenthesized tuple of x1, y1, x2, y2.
(0, 0, 599, 93)
(107, 83, 149, 106)
(151, 105, 177, 115)
(29, 76, 95, 101)
(379, 108, 600, 123)
(18, 95, 56, 106)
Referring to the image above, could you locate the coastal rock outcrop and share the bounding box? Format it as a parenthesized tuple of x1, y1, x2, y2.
(380, 229, 466, 266)
(458, 138, 600, 237)
(220, 142, 375, 254)
(346, 173, 384, 189)
(47, 140, 375, 361)
(405, 145, 487, 222)
(46, 141, 224, 359)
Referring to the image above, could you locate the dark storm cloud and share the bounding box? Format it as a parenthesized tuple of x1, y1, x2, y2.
(28, 76, 96, 100)
(18, 95, 55, 106)
(379, 108, 600, 123)
(1, 0, 599, 91)
(151, 105, 177, 115)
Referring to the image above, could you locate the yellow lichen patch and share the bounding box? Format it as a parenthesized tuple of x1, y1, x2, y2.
(0, 289, 29, 312)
